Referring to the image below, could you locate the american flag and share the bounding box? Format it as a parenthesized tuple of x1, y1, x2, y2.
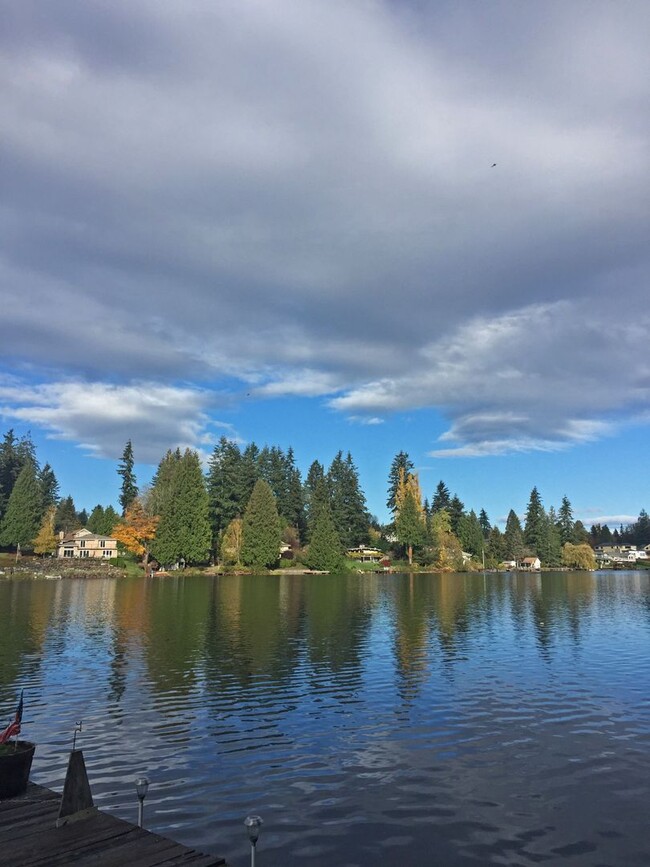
(0, 690, 23, 744)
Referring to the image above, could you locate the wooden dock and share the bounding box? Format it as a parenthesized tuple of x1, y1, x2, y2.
(0, 783, 228, 866)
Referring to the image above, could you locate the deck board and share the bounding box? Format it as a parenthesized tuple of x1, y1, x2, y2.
(0, 785, 227, 867)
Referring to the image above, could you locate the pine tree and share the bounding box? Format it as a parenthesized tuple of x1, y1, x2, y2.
(0, 430, 37, 520)
(305, 460, 326, 534)
(457, 510, 484, 558)
(0, 460, 44, 550)
(328, 451, 369, 548)
(448, 494, 465, 536)
(38, 463, 60, 510)
(306, 482, 344, 572)
(284, 448, 307, 542)
(55, 495, 80, 534)
(503, 509, 525, 561)
(32, 506, 58, 555)
(118, 440, 138, 515)
(387, 451, 414, 513)
(206, 437, 244, 542)
(151, 450, 211, 566)
(524, 487, 546, 556)
(241, 479, 282, 569)
(395, 469, 426, 566)
(478, 509, 491, 538)
(431, 480, 451, 514)
(557, 496, 575, 544)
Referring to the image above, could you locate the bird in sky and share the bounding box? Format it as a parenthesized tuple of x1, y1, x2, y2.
(491, 163, 497, 167)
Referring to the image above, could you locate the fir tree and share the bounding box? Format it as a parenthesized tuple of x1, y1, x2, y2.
(0, 430, 37, 520)
(152, 450, 211, 566)
(457, 510, 484, 558)
(431, 480, 451, 514)
(448, 494, 465, 535)
(0, 460, 44, 550)
(55, 495, 80, 534)
(387, 451, 414, 513)
(118, 440, 138, 515)
(557, 495, 575, 544)
(503, 509, 525, 561)
(88, 504, 120, 535)
(524, 487, 546, 555)
(206, 437, 244, 542)
(241, 479, 282, 569)
(306, 480, 344, 571)
(38, 463, 60, 510)
(328, 451, 369, 548)
(478, 509, 491, 538)
(486, 525, 506, 565)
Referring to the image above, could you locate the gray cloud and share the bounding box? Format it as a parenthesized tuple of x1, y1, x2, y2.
(1, 0, 649, 454)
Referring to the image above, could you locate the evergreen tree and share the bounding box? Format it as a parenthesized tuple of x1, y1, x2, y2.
(87, 504, 120, 535)
(55, 495, 80, 534)
(305, 460, 326, 533)
(328, 451, 369, 548)
(557, 495, 575, 544)
(33, 506, 58, 555)
(478, 508, 491, 538)
(486, 525, 506, 565)
(77, 508, 88, 527)
(448, 494, 465, 536)
(306, 480, 344, 571)
(206, 437, 244, 543)
(524, 487, 546, 555)
(457, 510, 484, 559)
(38, 463, 60, 510)
(573, 520, 590, 544)
(431, 480, 452, 514)
(0, 430, 37, 520)
(395, 469, 426, 565)
(387, 451, 414, 513)
(0, 460, 43, 550)
(503, 509, 525, 561)
(239, 443, 261, 507)
(633, 509, 650, 546)
(241, 479, 282, 569)
(151, 450, 211, 566)
(117, 440, 138, 515)
(284, 447, 307, 542)
(543, 508, 563, 567)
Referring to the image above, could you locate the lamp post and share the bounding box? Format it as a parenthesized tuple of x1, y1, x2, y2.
(135, 776, 150, 828)
(244, 815, 263, 867)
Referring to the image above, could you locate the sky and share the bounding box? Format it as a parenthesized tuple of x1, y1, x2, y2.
(1, 0, 649, 528)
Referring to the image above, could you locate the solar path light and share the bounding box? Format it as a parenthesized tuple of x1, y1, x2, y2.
(244, 815, 263, 867)
(135, 775, 150, 828)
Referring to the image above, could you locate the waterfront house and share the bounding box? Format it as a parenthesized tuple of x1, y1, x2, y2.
(346, 545, 383, 563)
(57, 528, 118, 560)
(518, 556, 541, 571)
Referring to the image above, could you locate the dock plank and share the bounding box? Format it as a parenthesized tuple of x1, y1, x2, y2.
(0, 785, 227, 867)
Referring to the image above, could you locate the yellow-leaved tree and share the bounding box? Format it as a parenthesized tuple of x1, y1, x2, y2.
(220, 517, 244, 566)
(395, 468, 426, 566)
(112, 499, 159, 572)
(32, 506, 58, 555)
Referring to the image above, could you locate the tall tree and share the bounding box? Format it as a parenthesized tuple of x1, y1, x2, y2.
(0, 430, 37, 520)
(524, 487, 546, 556)
(486, 525, 506, 565)
(241, 479, 282, 569)
(328, 451, 369, 548)
(503, 509, 525, 561)
(206, 437, 244, 543)
(395, 469, 426, 566)
(429, 509, 463, 570)
(220, 517, 244, 566)
(448, 494, 465, 536)
(284, 448, 307, 542)
(457, 510, 484, 559)
(431, 480, 451, 514)
(54, 495, 80, 534)
(478, 508, 491, 538)
(117, 440, 138, 515)
(557, 496, 575, 544)
(0, 460, 43, 550)
(387, 451, 414, 513)
(151, 450, 211, 566)
(38, 464, 60, 510)
(306, 479, 344, 572)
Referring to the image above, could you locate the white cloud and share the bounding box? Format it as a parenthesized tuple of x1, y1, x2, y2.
(0, 380, 229, 463)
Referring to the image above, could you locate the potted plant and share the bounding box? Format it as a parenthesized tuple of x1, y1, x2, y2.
(0, 691, 35, 799)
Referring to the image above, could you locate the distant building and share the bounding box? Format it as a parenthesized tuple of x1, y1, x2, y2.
(57, 528, 118, 560)
(346, 545, 383, 563)
(518, 556, 541, 571)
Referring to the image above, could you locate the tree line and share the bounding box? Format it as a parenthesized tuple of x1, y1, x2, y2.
(0, 429, 648, 571)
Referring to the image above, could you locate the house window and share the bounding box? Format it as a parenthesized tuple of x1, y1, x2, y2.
(100, 540, 106, 548)
(79, 540, 86, 548)
(103, 549, 112, 557)
(63, 549, 73, 558)
(80, 550, 89, 558)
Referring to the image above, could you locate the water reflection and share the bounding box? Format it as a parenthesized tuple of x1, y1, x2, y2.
(0, 571, 649, 866)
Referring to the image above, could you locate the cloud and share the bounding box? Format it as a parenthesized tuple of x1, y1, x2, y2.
(0, 380, 229, 463)
(0, 0, 649, 458)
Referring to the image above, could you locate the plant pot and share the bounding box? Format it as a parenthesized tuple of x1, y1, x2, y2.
(0, 741, 35, 799)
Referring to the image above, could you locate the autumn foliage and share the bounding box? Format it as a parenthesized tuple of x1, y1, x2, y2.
(112, 500, 159, 562)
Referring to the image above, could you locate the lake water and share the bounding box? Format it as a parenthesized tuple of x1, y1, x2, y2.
(1, 571, 649, 866)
